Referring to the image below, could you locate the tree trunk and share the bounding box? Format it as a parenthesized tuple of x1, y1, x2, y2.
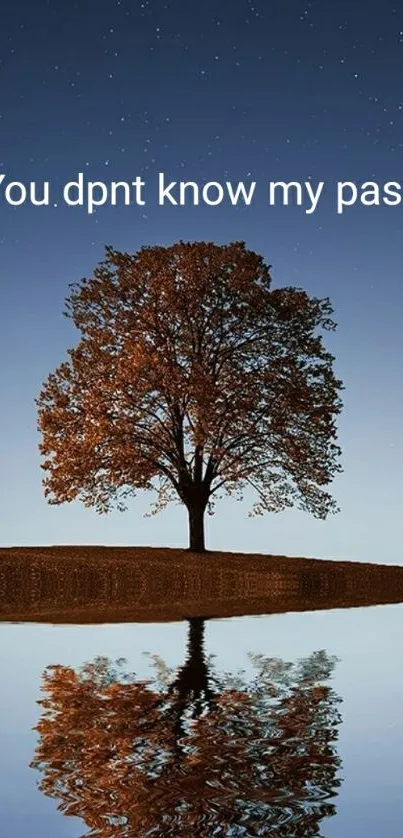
(187, 504, 206, 552)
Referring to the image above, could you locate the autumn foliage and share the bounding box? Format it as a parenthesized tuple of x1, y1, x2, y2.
(31, 620, 342, 836)
(37, 241, 343, 550)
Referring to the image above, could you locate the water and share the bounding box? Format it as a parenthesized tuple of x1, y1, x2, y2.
(0, 602, 402, 836)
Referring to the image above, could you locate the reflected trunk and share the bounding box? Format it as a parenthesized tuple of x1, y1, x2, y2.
(167, 618, 215, 751)
(170, 618, 215, 712)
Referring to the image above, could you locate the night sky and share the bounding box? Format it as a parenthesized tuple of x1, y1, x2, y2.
(0, 0, 402, 562)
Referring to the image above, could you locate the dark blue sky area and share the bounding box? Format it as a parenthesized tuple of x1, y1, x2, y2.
(0, 0, 402, 560)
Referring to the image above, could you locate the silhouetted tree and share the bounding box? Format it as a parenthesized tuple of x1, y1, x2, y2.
(37, 241, 343, 551)
(31, 620, 343, 836)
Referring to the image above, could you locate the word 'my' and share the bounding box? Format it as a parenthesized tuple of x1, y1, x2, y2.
(268, 181, 325, 215)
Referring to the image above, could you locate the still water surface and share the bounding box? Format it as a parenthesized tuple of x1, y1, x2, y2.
(0, 604, 402, 837)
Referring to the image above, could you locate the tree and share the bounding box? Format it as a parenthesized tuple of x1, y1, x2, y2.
(31, 621, 342, 836)
(37, 241, 343, 551)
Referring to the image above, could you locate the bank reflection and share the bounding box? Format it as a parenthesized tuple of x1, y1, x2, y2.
(31, 618, 343, 836)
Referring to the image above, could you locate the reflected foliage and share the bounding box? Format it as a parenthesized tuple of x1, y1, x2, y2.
(31, 619, 342, 836)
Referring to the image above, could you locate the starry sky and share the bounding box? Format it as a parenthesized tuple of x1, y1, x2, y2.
(0, 0, 402, 562)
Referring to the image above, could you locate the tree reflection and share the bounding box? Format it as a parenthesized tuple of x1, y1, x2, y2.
(31, 619, 343, 836)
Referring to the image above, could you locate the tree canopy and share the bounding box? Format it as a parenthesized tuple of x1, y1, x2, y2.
(37, 241, 343, 550)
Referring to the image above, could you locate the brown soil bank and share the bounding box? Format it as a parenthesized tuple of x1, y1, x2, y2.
(1, 546, 403, 624)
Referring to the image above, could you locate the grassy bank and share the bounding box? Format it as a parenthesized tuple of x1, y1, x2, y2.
(1, 545, 403, 623)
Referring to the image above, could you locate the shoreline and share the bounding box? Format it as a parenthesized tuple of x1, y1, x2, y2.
(1, 545, 403, 624)
(1, 543, 401, 568)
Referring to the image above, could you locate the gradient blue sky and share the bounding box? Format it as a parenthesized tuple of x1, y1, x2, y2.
(0, 0, 402, 561)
